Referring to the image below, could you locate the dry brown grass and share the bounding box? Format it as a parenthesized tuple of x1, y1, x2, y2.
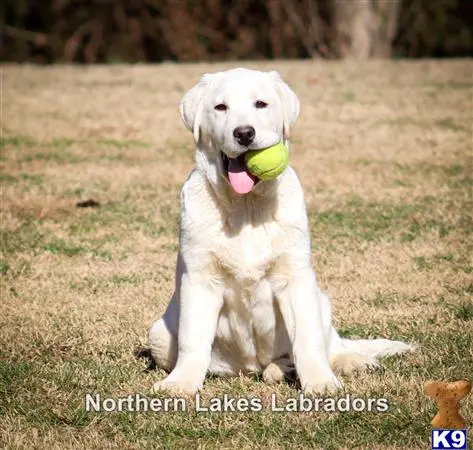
(1, 60, 472, 449)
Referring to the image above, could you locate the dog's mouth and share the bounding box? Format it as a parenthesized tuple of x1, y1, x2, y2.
(221, 152, 259, 195)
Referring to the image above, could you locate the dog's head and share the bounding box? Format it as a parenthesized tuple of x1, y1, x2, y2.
(179, 68, 300, 194)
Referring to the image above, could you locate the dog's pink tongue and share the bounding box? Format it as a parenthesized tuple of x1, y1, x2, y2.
(228, 157, 256, 194)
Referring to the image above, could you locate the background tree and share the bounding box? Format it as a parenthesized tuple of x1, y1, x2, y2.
(1, 0, 472, 63)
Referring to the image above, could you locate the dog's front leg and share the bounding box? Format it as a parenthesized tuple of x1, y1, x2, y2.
(276, 267, 342, 394)
(152, 272, 223, 395)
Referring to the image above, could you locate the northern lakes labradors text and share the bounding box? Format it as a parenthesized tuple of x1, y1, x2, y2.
(85, 393, 389, 413)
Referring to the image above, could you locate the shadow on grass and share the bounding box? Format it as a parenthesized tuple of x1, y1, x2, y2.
(133, 346, 156, 372)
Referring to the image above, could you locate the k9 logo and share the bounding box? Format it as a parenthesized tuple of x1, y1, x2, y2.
(431, 430, 467, 450)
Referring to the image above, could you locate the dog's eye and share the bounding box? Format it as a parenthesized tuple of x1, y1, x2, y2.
(255, 100, 268, 109)
(214, 104, 227, 111)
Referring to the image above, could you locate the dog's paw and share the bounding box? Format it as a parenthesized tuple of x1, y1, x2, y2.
(263, 362, 285, 384)
(331, 352, 378, 375)
(151, 378, 200, 395)
(303, 375, 343, 395)
(263, 358, 295, 384)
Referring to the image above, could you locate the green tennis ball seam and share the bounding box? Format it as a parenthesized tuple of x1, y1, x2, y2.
(244, 143, 288, 180)
(249, 162, 285, 178)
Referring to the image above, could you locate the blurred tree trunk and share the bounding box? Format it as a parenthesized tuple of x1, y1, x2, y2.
(332, 0, 400, 58)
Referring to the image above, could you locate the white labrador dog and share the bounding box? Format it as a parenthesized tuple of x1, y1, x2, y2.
(148, 68, 412, 394)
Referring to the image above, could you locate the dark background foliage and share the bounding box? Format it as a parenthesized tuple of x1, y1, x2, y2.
(1, 0, 472, 63)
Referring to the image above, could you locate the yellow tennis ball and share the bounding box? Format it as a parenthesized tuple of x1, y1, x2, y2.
(244, 142, 289, 180)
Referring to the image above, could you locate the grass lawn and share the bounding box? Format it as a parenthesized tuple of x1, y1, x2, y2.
(1, 60, 472, 449)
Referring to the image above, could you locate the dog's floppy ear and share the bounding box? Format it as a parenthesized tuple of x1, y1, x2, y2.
(268, 71, 300, 141)
(179, 73, 218, 143)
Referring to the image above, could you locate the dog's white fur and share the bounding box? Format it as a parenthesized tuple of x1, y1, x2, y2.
(148, 68, 412, 394)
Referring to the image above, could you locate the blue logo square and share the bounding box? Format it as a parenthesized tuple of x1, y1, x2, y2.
(431, 429, 467, 450)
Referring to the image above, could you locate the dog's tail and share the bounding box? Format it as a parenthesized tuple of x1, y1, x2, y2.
(340, 338, 414, 358)
(329, 330, 415, 375)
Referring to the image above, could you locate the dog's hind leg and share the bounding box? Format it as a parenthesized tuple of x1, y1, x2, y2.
(148, 303, 178, 372)
(263, 355, 296, 384)
(327, 327, 378, 375)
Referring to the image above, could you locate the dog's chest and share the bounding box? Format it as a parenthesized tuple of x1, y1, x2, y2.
(216, 221, 282, 282)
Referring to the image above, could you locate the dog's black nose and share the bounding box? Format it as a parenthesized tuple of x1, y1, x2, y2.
(233, 126, 255, 146)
